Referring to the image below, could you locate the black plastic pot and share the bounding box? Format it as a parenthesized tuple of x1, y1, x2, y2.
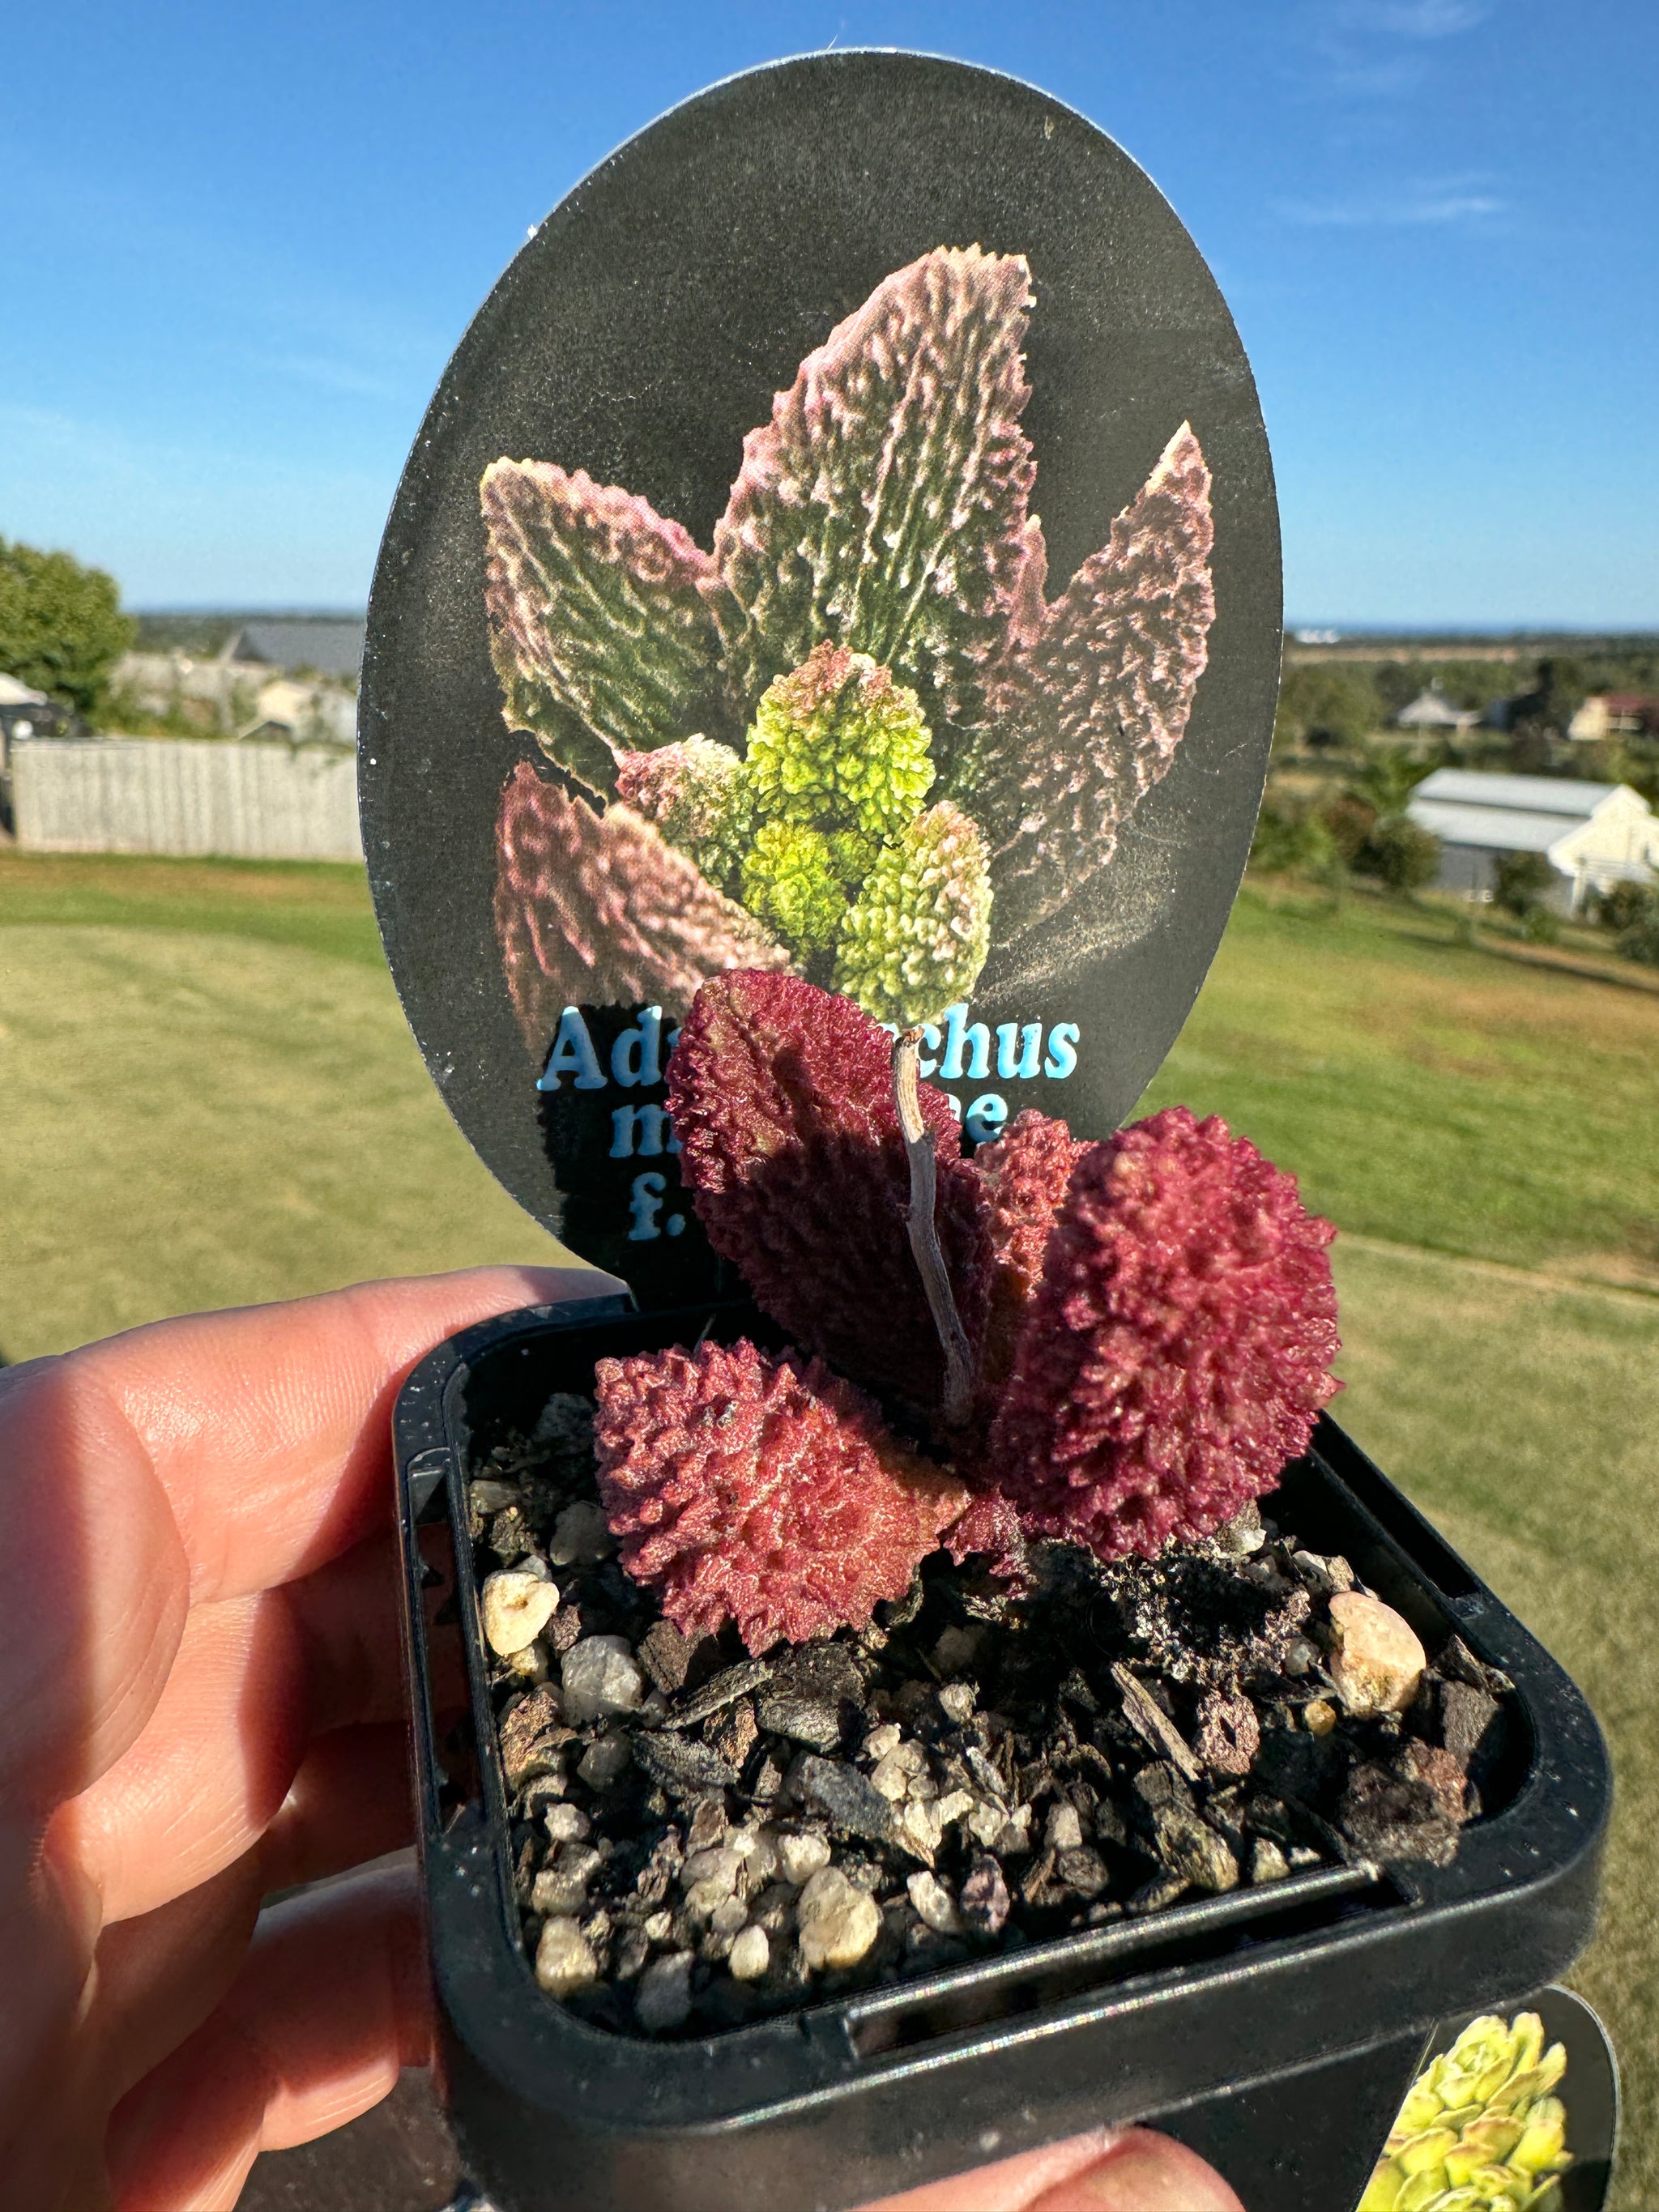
(391, 1294, 1611, 2212)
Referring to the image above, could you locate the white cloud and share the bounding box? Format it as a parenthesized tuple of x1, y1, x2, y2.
(1333, 0, 1495, 38)
(1277, 181, 1506, 227)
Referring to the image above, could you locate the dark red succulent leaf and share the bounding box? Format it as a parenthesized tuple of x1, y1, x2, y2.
(667, 972, 992, 1409)
(969, 1108, 1090, 1393)
(593, 1337, 968, 1653)
(987, 1106, 1341, 1562)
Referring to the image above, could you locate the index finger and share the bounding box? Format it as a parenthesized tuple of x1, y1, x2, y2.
(0, 1265, 609, 1807)
(72, 1264, 612, 1601)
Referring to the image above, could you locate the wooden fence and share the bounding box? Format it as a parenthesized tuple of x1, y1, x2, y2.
(8, 736, 363, 862)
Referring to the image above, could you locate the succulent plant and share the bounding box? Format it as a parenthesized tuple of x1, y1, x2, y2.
(987, 1106, 1341, 1561)
(1359, 2012, 1572, 2211)
(482, 246, 1214, 1036)
(742, 642, 935, 846)
(664, 970, 992, 1410)
(592, 1337, 968, 1653)
(832, 800, 992, 1025)
(654, 974, 1340, 1615)
(492, 765, 790, 1052)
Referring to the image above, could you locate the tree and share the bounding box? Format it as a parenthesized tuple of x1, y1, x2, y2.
(1358, 813, 1439, 893)
(1534, 656, 1587, 737)
(1273, 666, 1380, 753)
(0, 538, 134, 715)
(1492, 850, 1557, 917)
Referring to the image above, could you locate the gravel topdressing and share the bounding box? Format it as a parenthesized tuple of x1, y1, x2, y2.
(458, 1392, 1512, 2040)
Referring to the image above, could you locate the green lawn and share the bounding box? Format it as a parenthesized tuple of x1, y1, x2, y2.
(1, 854, 1655, 2199)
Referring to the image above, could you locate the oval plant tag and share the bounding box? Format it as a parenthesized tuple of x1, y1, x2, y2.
(360, 51, 1281, 1304)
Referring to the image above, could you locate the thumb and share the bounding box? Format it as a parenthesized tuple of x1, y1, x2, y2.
(1028, 2129, 1244, 2212)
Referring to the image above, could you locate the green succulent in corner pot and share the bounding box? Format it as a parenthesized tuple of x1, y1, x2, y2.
(1359, 2011, 1572, 2212)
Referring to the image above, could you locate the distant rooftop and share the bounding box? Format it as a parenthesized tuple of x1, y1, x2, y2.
(1412, 769, 1621, 818)
(225, 620, 365, 680)
(1408, 769, 1644, 858)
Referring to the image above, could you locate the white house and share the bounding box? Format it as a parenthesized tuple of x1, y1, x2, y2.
(1407, 768, 1659, 912)
(1396, 684, 1479, 734)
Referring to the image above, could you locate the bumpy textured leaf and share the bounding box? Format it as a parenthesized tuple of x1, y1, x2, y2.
(969, 1108, 1089, 1394)
(988, 1106, 1339, 1562)
(613, 735, 750, 884)
(742, 641, 935, 844)
(832, 800, 992, 1025)
(709, 248, 1038, 740)
(492, 763, 790, 1048)
(740, 822, 850, 957)
(482, 461, 720, 782)
(982, 424, 1215, 938)
(667, 972, 992, 1410)
(593, 1338, 967, 1653)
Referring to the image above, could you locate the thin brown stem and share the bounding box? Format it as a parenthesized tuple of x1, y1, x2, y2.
(893, 1029, 974, 1428)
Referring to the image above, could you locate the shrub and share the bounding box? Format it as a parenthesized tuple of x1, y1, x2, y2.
(1321, 792, 1376, 865)
(1520, 904, 1560, 946)
(1357, 813, 1439, 893)
(1493, 850, 1558, 918)
(1250, 799, 1333, 876)
(1591, 879, 1657, 936)
(1616, 910, 1659, 968)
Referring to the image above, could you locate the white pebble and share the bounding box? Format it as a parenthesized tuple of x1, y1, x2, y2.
(777, 1831, 832, 1886)
(578, 1734, 630, 1788)
(935, 1789, 974, 1827)
(863, 1722, 902, 1762)
(710, 1896, 749, 1936)
(796, 1868, 881, 1971)
(480, 1568, 559, 1657)
(936, 1681, 976, 1724)
(870, 1752, 912, 1802)
(637, 1951, 694, 2031)
(561, 1636, 646, 1724)
(548, 1500, 616, 1566)
(906, 1871, 963, 1934)
(643, 1909, 673, 1941)
(682, 1846, 743, 1893)
(531, 1866, 589, 1915)
(895, 1797, 944, 1863)
(545, 1804, 591, 1843)
(1328, 1592, 1427, 1717)
(1045, 1801, 1084, 1853)
(729, 1826, 778, 1883)
(966, 1801, 1007, 1847)
(729, 1924, 770, 1980)
(534, 1916, 598, 1997)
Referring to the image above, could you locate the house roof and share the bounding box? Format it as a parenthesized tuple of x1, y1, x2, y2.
(1411, 769, 1619, 819)
(1409, 802, 1582, 855)
(1408, 769, 1652, 859)
(1396, 688, 1478, 728)
(225, 620, 365, 680)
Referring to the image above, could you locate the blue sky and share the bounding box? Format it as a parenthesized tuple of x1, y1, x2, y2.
(2, 1, 1653, 626)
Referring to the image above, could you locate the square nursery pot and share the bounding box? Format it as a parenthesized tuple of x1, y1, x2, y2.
(390, 1292, 1611, 2212)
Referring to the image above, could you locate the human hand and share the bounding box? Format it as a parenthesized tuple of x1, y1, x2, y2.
(0, 1265, 603, 2210)
(856, 2125, 1243, 2210)
(0, 1266, 1243, 2212)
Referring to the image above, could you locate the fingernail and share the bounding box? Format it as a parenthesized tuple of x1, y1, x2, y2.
(1028, 2128, 1245, 2212)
